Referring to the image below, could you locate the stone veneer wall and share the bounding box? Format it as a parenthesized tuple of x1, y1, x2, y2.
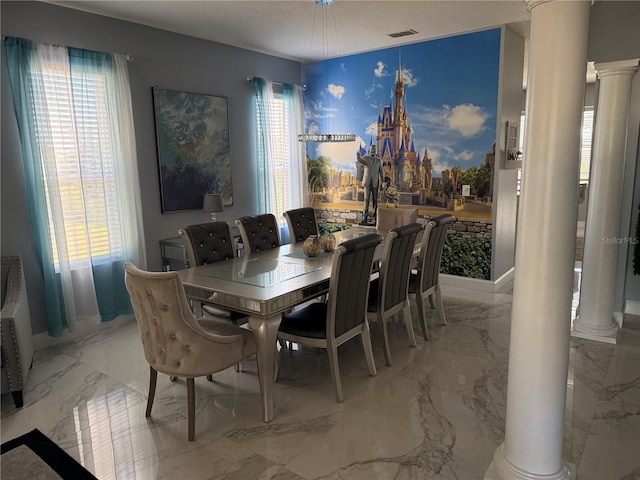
(314, 207, 492, 240)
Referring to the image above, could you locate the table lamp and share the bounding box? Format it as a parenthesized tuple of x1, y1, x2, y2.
(203, 193, 223, 222)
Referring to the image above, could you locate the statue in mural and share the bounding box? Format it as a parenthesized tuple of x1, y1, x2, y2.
(357, 144, 385, 225)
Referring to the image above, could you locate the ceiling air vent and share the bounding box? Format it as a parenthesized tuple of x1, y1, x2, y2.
(387, 29, 418, 38)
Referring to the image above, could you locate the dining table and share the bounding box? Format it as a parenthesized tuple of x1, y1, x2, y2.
(176, 225, 418, 423)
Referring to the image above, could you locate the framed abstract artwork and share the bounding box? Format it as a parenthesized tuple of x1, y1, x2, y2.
(152, 87, 233, 213)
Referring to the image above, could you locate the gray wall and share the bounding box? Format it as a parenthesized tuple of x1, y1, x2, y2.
(492, 25, 524, 280)
(1, 1, 301, 334)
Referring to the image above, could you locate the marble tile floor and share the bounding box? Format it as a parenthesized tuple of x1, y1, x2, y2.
(1, 290, 638, 480)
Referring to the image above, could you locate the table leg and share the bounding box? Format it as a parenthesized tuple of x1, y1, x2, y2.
(249, 314, 282, 423)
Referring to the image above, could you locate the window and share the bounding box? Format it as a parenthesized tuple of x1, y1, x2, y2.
(270, 93, 293, 223)
(253, 77, 307, 227)
(517, 107, 593, 194)
(579, 107, 594, 183)
(33, 61, 122, 267)
(5, 35, 144, 332)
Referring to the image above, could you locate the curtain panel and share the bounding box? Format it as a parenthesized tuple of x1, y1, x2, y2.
(252, 77, 309, 224)
(4, 36, 146, 336)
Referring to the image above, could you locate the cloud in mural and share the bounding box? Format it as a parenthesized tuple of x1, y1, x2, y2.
(445, 103, 488, 137)
(365, 122, 377, 137)
(400, 68, 418, 87)
(374, 61, 386, 77)
(313, 138, 363, 173)
(305, 100, 338, 121)
(453, 150, 474, 161)
(327, 83, 345, 99)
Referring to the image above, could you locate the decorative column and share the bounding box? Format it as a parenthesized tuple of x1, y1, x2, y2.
(485, 1, 590, 479)
(573, 59, 639, 344)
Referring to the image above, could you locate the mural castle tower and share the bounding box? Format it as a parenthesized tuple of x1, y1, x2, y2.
(369, 55, 433, 192)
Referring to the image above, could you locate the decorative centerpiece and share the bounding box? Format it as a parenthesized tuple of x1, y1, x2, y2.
(319, 233, 337, 252)
(302, 235, 321, 257)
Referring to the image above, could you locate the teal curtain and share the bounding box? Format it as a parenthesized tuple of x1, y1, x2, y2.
(252, 77, 309, 217)
(4, 36, 145, 335)
(251, 76, 273, 213)
(4, 37, 67, 335)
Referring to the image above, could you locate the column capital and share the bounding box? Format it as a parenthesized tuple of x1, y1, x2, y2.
(595, 59, 639, 79)
(525, 0, 593, 13)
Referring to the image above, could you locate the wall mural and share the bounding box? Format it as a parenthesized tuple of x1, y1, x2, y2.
(302, 28, 501, 219)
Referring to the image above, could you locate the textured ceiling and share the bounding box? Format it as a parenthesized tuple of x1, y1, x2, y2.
(47, 1, 532, 62)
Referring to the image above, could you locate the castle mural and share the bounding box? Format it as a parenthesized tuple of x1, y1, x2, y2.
(302, 28, 501, 218)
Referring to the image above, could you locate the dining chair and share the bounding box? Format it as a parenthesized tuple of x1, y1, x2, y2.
(179, 222, 247, 325)
(276, 233, 382, 402)
(284, 207, 319, 243)
(409, 214, 456, 340)
(367, 222, 423, 366)
(235, 214, 281, 254)
(376, 207, 419, 232)
(123, 262, 257, 441)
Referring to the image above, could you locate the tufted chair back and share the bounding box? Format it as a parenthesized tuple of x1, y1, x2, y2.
(124, 263, 253, 377)
(376, 207, 418, 233)
(235, 214, 281, 254)
(284, 208, 319, 243)
(180, 222, 236, 267)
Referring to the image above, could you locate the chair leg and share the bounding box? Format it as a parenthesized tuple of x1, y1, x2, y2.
(361, 322, 377, 377)
(206, 374, 213, 381)
(403, 302, 417, 347)
(428, 293, 436, 310)
(187, 377, 195, 441)
(11, 390, 24, 408)
(380, 313, 393, 366)
(434, 284, 447, 325)
(273, 343, 281, 382)
(327, 343, 343, 402)
(146, 366, 157, 418)
(415, 294, 430, 341)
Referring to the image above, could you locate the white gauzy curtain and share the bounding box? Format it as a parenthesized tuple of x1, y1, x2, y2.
(253, 77, 309, 222)
(4, 36, 146, 335)
(283, 82, 310, 208)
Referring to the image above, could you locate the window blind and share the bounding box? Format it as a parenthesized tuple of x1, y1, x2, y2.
(32, 62, 122, 266)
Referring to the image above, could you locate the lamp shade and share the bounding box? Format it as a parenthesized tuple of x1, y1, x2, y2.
(202, 194, 223, 213)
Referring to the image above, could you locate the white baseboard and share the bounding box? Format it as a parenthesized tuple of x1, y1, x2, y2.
(440, 267, 514, 294)
(625, 300, 640, 317)
(33, 314, 135, 351)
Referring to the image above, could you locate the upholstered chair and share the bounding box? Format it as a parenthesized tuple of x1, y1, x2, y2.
(179, 222, 247, 325)
(235, 214, 281, 254)
(409, 214, 456, 340)
(367, 223, 423, 366)
(284, 207, 319, 243)
(1, 256, 33, 408)
(376, 207, 418, 232)
(123, 262, 257, 441)
(277, 233, 382, 402)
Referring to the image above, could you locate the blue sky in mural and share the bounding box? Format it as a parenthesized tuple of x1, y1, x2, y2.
(301, 28, 501, 177)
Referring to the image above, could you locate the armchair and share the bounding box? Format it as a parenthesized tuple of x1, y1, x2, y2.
(1, 256, 34, 408)
(124, 262, 257, 441)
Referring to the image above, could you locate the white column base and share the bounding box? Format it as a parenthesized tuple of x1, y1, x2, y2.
(485, 444, 575, 480)
(572, 316, 619, 344)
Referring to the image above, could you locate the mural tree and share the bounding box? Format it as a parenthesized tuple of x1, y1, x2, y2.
(308, 157, 330, 192)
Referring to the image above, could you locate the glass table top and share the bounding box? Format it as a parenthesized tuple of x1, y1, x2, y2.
(198, 258, 322, 288)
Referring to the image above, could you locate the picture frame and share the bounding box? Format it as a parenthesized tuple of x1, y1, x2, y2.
(504, 120, 522, 169)
(152, 87, 233, 213)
